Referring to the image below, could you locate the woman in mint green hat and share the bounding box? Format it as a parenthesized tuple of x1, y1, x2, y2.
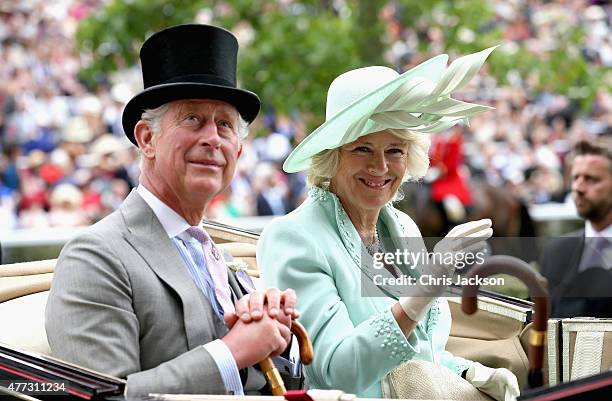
(258, 47, 519, 400)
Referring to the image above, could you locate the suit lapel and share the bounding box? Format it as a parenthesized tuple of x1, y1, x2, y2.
(227, 268, 245, 300)
(571, 230, 585, 273)
(120, 191, 220, 349)
(557, 230, 586, 291)
(223, 252, 257, 295)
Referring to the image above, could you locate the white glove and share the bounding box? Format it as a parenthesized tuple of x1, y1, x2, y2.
(398, 296, 436, 322)
(399, 219, 493, 322)
(466, 362, 520, 401)
(431, 218, 493, 273)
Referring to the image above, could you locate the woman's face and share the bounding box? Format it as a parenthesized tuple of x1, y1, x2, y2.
(330, 130, 409, 213)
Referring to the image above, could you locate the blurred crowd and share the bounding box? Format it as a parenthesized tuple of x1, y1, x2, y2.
(0, 0, 610, 231)
(0, 0, 139, 231)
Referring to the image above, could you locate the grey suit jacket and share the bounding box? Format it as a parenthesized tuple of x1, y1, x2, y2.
(45, 191, 266, 396)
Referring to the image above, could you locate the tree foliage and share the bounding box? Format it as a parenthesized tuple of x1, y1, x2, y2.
(76, 0, 204, 78)
(75, 0, 607, 128)
(77, 0, 371, 128)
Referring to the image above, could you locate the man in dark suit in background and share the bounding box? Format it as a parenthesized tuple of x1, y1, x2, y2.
(540, 138, 612, 317)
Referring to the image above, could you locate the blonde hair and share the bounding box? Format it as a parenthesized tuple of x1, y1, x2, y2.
(307, 129, 431, 192)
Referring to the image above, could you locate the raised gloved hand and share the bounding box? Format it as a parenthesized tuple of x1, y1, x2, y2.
(431, 218, 493, 274)
(399, 219, 492, 322)
(466, 362, 520, 401)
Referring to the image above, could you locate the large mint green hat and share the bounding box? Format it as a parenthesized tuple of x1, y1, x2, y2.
(283, 46, 497, 173)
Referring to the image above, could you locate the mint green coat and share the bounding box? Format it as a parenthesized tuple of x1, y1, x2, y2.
(258, 186, 473, 397)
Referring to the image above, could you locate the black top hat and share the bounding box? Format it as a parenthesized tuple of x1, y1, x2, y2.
(121, 24, 260, 146)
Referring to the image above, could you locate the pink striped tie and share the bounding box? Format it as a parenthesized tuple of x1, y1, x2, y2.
(186, 226, 236, 316)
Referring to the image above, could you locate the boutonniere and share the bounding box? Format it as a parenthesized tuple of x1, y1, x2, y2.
(227, 259, 250, 272)
(227, 259, 260, 280)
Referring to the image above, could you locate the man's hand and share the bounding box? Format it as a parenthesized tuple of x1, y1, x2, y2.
(226, 288, 298, 325)
(221, 288, 297, 369)
(222, 306, 292, 369)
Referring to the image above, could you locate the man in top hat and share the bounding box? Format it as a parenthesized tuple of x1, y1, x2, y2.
(46, 24, 298, 397)
(540, 138, 612, 317)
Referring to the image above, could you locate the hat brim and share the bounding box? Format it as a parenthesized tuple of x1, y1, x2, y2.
(122, 82, 260, 146)
(282, 54, 449, 173)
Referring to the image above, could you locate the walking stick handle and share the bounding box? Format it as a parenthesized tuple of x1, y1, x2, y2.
(259, 320, 314, 395)
(291, 320, 314, 364)
(461, 255, 549, 388)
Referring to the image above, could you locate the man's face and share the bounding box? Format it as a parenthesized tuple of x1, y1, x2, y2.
(147, 99, 242, 210)
(571, 154, 612, 224)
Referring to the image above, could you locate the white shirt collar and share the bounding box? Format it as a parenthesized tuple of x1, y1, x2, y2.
(137, 185, 191, 239)
(585, 220, 612, 240)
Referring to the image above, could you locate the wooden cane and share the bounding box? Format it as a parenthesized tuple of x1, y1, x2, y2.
(461, 255, 549, 389)
(259, 320, 314, 395)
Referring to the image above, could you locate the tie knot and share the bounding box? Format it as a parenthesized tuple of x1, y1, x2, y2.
(587, 236, 608, 249)
(186, 226, 210, 244)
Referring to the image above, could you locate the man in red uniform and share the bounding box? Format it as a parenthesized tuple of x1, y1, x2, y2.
(430, 126, 473, 234)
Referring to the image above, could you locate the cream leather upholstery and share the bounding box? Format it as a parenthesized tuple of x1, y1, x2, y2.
(0, 291, 50, 354)
(0, 259, 55, 302)
(0, 260, 56, 354)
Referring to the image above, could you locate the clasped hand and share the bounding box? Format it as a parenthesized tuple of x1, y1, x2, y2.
(222, 288, 298, 369)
